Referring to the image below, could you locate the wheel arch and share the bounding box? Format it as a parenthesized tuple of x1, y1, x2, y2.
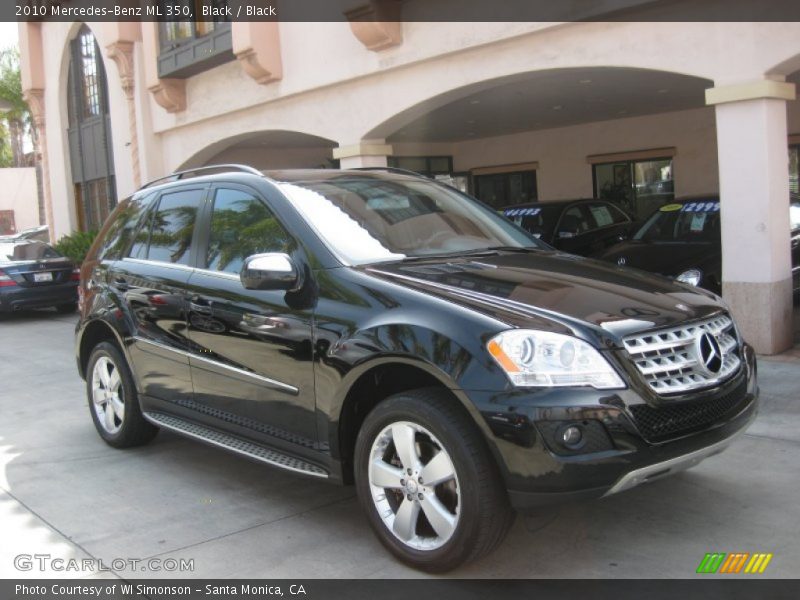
(332, 356, 499, 484)
(77, 318, 128, 380)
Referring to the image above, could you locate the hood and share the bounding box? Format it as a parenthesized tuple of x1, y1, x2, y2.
(597, 240, 721, 277)
(363, 250, 725, 347)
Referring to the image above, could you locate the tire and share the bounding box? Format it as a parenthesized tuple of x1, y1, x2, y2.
(86, 342, 158, 448)
(354, 388, 514, 572)
(56, 302, 78, 314)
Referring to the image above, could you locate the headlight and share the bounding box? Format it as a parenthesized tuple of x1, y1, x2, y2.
(487, 330, 625, 389)
(676, 268, 702, 286)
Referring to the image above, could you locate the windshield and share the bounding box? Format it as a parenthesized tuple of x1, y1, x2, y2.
(0, 241, 62, 262)
(634, 200, 720, 243)
(503, 205, 562, 239)
(278, 177, 543, 265)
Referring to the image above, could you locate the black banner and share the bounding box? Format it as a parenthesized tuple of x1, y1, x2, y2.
(3, 580, 800, 600)
(6, 0, 800, 22)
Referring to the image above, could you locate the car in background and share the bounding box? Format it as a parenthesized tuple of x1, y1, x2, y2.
(503, 199, 634, 256)
(598, 194, 800, 296)
(0, 239, 80, 315)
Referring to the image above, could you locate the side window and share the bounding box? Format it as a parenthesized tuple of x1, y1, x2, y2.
(129, 188, 204, 265)
(606, 203, 632, 224)
(98, 192, 156, 260)
(557, 206, 593, 238)
(587, 203, 615, 229)
(206, 188, 294, 275)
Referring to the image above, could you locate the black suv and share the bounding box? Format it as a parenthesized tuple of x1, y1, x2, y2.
(76, 166, 757, 571)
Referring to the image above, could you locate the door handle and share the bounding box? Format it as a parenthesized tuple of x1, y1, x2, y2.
(189, 301, 213, 315)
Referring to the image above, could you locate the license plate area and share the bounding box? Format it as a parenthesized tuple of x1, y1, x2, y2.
(33, 272, 53, 283)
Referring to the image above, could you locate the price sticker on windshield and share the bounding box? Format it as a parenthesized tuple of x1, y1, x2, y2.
(659, 203, 683, 212)
(681, 201, 720, 213)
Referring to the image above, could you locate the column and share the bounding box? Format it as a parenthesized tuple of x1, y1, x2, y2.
(707, 79, 796, 354)
(333, 141, 393, 169)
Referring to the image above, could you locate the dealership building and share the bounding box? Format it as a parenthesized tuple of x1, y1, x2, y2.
(17, 14, 800, 353)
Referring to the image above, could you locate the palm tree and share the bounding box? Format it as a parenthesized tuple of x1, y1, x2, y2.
(0, 48, 32, 168)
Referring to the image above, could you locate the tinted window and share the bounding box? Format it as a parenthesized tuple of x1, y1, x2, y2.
(557, 206, 593, 238)
(634, 200, 720, 243)
(504, 205, 561, 239)
(206, 188, 294, 274)
(97, 192, 156, 260)
(0, 241, 62, 262)
(134, 188, 204, 264)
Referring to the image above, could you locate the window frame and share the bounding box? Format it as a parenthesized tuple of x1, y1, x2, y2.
(471, 167, 539, 210)
(157, 0, 234, 79)
(591, 156, 675, 220)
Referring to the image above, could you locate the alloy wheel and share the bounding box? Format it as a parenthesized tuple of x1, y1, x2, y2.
(368, 421, 460, 551)
(91, 356, 124, 434)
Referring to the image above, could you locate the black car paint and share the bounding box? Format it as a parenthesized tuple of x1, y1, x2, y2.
(76, 171, 757, 507)
(599, 196, 800, 295)
(503, 199, 634, 257)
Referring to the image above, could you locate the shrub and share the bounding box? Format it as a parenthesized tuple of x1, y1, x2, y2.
(54, 229, 98, 265)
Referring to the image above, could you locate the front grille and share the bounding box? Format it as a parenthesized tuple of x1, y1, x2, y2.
(628, 378, 749, 442)
(623, 314, 740, 394)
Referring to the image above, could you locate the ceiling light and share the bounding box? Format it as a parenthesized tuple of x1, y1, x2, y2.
(579, 79, 592, 84)
(617, 109, 628, 115)
(552, 105, 563, 110)
(469, 99, 481, 105)
(467, 119, 476, 124)
(657, 88, 669, 94)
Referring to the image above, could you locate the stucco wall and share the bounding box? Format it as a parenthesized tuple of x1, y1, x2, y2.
(449, 106, 719, 200)
(0, 168, 39, 233)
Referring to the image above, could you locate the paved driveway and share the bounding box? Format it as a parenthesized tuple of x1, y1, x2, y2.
(1, 310, 799, 579)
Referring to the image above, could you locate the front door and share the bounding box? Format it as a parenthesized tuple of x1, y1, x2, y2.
(185, 185, 318, 451)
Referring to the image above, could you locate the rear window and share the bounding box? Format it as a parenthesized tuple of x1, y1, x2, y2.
(0, 241, 61, 262)
(504, 205, 561, 239)
(97, 192, 156, 260)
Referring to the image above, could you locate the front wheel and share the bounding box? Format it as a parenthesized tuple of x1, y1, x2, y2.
(354, 389, 514, 572)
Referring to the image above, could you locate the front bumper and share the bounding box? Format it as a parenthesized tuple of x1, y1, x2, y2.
(469, 342, 758, 511)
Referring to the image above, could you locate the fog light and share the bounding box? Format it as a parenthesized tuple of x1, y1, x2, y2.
(561, 426, 582, 447)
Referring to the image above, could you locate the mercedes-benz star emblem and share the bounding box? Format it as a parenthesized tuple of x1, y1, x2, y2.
(617, 257, 627, 266)
(695, 332, 723, 375)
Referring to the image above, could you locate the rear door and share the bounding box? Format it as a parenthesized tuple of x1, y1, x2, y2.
(184, 184, 318, 450)
(109, 185, 208, 406)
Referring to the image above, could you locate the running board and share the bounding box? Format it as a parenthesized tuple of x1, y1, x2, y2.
(143, 412, 328, 478)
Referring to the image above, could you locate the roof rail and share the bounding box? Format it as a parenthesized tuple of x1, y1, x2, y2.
(139, 164, 264, 190)
(350, 166, 430, 179)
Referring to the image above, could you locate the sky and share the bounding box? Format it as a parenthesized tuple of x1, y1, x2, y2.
(0, 22, 19, 50)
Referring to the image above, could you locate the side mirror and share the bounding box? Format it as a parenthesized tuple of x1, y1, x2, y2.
(240, 253, 302, 291)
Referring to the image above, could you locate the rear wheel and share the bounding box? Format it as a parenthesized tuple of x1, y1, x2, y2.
(86, 342, 158, 448)
(354, 389, 514, 572)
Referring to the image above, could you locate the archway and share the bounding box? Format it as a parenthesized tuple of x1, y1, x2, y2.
(176, 130, 338, 172)
(66, 24, 116, 231)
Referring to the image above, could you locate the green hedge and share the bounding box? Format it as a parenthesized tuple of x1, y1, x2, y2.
(54, 230, 98, 265)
